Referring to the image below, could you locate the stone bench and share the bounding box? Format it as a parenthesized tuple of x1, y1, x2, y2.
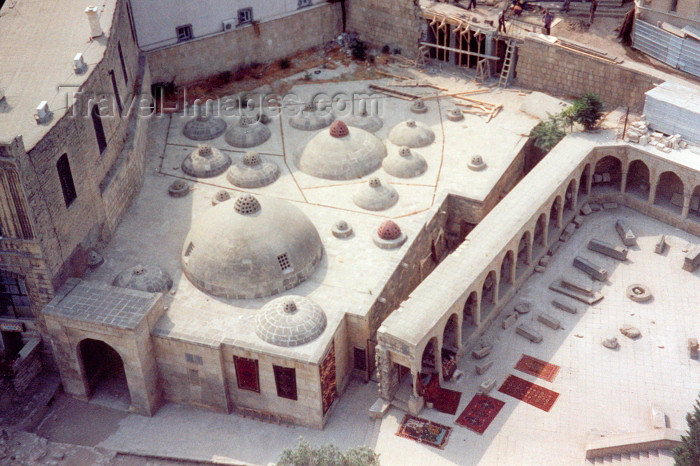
(476, 359, 493, 375)
(552, 299, 577, 314)
(479, 377, 497, 393)
(615, 219, 636, 246)
(472, 345, 492, 359)
(537, 312, 561, 330)
(516, 324, 543, 343)
(549, 279, 604, 305)
(502, 312, 518, 329)
(588, 238, 628, 261)
(573, 256, 608, 281)
(682, 247, 700, 272)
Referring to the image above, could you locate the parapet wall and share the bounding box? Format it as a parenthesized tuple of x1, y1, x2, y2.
(347, 0, 422, 58)
(515, 37, 660, 110)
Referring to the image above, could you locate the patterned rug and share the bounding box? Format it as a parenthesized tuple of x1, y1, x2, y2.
(424, 376, 462, 415)
(498, 375, 559, 412)
(456, 394, 505, 434)
(396, 414, 452, 449)
(514, 354, 560, 382)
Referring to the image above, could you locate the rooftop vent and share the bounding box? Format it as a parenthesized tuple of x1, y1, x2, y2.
(85, 6, 104, 38)
(73, 53, 87, 74)
(35, 101, 52, 124)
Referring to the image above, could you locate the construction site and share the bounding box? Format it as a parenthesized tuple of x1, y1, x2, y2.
(0, 0, 699, 464)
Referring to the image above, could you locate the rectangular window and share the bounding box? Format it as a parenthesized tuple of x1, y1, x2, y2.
(0, 275, 31, 318)
(56, 154, 77, 208)
(109, 70, 123, 116)
(176, 24, 193, 42)
(237, 8, 253, 25)
(298, 0, 311, 8)
(187, 368, 200, 385)
(234, 356, 260, 393)
(277, 253, 292, 272)
(273, 365, 297, 400)
(185, 353, 203, 365)
(118, 42, 128, 84)
(91, 104, 107, 154)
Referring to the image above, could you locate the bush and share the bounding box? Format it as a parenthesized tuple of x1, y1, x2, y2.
(529, 114, 566, 152)
(381, 45, 391, 54)
(569, 92, 604, 131)
(674, 394, 700, 465)
(277, 438, 380, 466)
(350, 39, 368, 61)
(279, 58, 291, 69)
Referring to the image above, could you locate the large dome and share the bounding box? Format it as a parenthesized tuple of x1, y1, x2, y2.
(295, 121, 386, 180)
(181, 194, 323, 299)
(289, 104, 335, 131)
(225, 116, 271, 148)
(388, 120, 435, 148)
(255, 296, 327, 347)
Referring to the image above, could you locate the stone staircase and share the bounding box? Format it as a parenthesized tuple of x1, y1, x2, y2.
(584, 449, 675, 465)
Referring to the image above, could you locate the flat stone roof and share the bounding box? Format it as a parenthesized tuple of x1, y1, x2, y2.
(43, 278, 159, 330)
(0, 0, 116, 149)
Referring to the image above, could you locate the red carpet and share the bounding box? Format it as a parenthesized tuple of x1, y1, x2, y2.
(456, 394, 505, 434)
(498, 375, 559, 412)
(514, 354, 560, 382)
(396, 414, 452, 449)
(424, 376, 462, 415)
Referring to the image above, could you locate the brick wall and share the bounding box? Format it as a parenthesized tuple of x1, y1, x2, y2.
(146, 4, 343, 86)
(515, 38, 660, 110)
(347, 0, 422, 57)
(12, 338, 42, 392)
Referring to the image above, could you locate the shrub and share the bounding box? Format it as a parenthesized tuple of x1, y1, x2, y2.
(381, 45, 391, 54)
(529, 114, 566, 152)
(279, 58, 291, 69)
(392, 48, 402, 55)
(570, 92, 604, 131)
(350, 39, 368, 61)
(674, 394, 700, 466)
(278, 438, 380, 466)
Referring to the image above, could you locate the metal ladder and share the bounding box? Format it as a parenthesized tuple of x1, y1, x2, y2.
(498, 40, 517, 88)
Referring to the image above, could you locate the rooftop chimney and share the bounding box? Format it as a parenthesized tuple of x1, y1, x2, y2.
(73, 53, 87, 74)
(85, 6, 104, 38)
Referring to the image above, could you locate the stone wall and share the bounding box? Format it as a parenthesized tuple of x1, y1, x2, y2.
(347, 0, 422, 58)
(146, 3, 342, 86)
(515, 37, 660, 110)
(12, 338, 42, 393)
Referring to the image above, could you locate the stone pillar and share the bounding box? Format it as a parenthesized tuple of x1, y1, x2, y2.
(474, 294, 482, 327)
(485, 34, 496, 75)
(621, 170, 629, 193)
(436, 336, 444, 385)
(648, 182, 657, 205)
(375, 345, 393, 400)
(682, 193, 692, 218)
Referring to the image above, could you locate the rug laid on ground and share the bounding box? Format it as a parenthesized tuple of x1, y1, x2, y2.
(514, 354, 560, 382)
(455, 394, 505, 434)
(424, 375, 462, 415)
(396, 414, 452, 449)
(498, 375, 559, 412)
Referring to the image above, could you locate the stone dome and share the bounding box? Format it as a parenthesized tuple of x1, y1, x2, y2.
(331, 220, 353, 238)
(382, 146, 427, 178)
(181, 144, 232, 178)
(226, 151, 280, 188)
(410, 99, 428, 114)
(289, 104, 335, 131)
(388, 120, 435, 148)
(181, 194, 323, 299)
(112, 264, 173, 293)
(373, 220, 407, 249)
(224, 116, 271, 148)
(295, 125, 386, 180)
(255, 296, 327, 347)
(341, 110, 384, 133)
(352, 177, 399, 211)
(182, 114, 227, 141)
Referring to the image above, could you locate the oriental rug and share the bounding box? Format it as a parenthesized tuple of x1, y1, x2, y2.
(498, 375, 559, 412)
(514, 354, 560, 382)
(455, 394, 505, 434)
(396, 414, 452, 449)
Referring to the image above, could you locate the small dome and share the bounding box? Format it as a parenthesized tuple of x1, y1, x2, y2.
(341, 110, 383, 133)
(382, 146, 427, 178)
(295, 126, 386, 180)
(112, 264, 173, 293)
(329, 121, 350, 138)
(446, 107, 464, 122)
(388, 120, 435, 148)
(225, 116, 271, 148)
(468, 155, 487, 171)
(255, 296, 327, 347)
(212, 190, 231, 206)
(181, 144, 232, 178)
(331, 220, 353, 238)
(352, 177, 399, 211)
(226, 151, 280, 188)
(182, 114, 227, 141)
(410, 99, 428, 114)
(289, 104, 335, 131)
(182, 195, 323, 299)
(374, 220, 408, 249)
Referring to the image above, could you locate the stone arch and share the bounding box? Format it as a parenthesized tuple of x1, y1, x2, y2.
(578, 163, 591, 198)
(516, 230, 531, 278)
(689, 185, 700, 221)
(442, 313, 459, 352)
(480, 270, 497, 321)
(625, 159, 650, 201)
(565, 179, 577, 212)
(548, 196, 562, 238)
(593, 155, 622, 192)
(77, 338, 131, 407)
(420, 337, 439, 376)
(654, 171, 684, 215)
(499, 250, 515, 296)
(533, 213, 547, 256)
(462, 291, 478, 340)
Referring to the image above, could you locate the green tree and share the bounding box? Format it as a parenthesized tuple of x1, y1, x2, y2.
(529, 114, 566, 152)
(674, 394, 700, 465)
(569, 92, 604, 131)
(278, 438, 380, 466)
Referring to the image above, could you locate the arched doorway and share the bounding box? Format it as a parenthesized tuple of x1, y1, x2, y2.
(592, 156, 622, 192)
(78, 339, 130, 409)
(533, 213, 547, 256)
(654, 171, 684, 215)
(625, 159, 650, 201)
(480, 270, 497, 321)
(564, 179, 577, 212)
(689, 185, 700, 222)
(420, 337, 439, 377)
(462, 291, 478, 341)
(516, 231, 531, 278)
(499, 251, 514, 296)
(578, 164, 591, 199)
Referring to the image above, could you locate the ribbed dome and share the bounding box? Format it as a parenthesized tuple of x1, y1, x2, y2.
(182, 114, 227, 141)
(181, 195, 323, 299)
(295, 125, 386, 180)
(226, 151, 280, 188)
(255, 296, 327, 347)
(388, 120, 435, 148)
(352, 177, 399, 211)
(382, 146, 427, 178)
(225, 116, 271, 148)
(289, 104, 335, 131)
(112, 265, 173, 293)
(181, 144, 232, 178)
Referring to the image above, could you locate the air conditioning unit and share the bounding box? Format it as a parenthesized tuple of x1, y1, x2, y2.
(73, 53, 88, 74)
(35, 101, 52, 124)
(222, 19, 236, 32)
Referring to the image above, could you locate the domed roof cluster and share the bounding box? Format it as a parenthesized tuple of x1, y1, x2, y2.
(255, 296, 327, 347)
(225, 116, 271, 148)
(352, 177, 398, 211)
(295, 122, 386, 180)
(181, 144, 232, 178)
(182, 113, 227, 141)
(112, 265, 173, 293)
(227, 151, 280, 188)
(388, 120, 435, 148)
(382, 146, 427, 178)
(181, 194, 323, 299)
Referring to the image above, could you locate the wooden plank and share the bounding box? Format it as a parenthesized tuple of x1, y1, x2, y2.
(420, 89, 490, 101)
(368, 84, 420, 101)
(419, 42, 500, 61)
